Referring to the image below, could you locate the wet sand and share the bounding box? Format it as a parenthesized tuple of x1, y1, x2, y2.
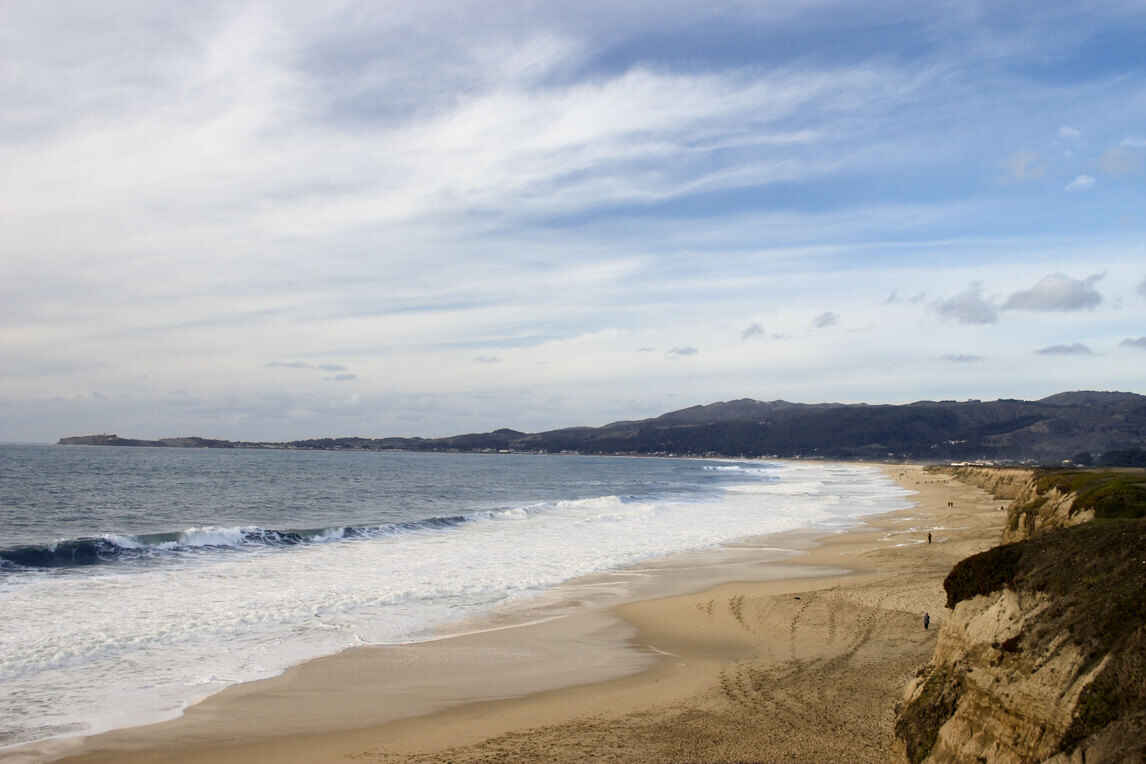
(18, 464, 1004, 763)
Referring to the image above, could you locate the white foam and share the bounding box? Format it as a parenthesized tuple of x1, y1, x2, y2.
(175, 526, 255, 547)
(99, 533, 143, 549)
(0, 460, 911, 750)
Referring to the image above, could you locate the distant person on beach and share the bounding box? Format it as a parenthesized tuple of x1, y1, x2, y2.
(927, 532, 932, 544)
(923, 612, 930, 630)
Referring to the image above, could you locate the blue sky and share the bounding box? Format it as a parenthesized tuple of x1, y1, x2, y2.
(2, 0, 1145, 441)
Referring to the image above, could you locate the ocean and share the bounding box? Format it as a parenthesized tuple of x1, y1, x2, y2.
(0, 445, 911, 750)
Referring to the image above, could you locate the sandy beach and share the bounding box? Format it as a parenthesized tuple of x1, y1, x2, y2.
(17, 464, 1005, 764)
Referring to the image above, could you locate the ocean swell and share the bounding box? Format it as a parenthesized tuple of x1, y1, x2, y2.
(0, 514, 475, 570)
(0, 497, 659, 570)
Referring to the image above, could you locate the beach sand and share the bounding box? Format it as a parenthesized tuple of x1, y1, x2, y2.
(21, 464, 1005, 764)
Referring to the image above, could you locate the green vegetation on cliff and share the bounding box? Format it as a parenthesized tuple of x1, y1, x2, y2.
(1032, 469, 1146, 519)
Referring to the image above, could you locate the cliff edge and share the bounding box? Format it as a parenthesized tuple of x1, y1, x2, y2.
(895, 469, 1146, 763)
(1003, 470, 1146, 543)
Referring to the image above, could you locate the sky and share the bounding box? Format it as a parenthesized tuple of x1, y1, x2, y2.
(2, 0, 1145, 442)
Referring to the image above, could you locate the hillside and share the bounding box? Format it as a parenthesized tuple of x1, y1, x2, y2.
(59, 390, 1146, 463)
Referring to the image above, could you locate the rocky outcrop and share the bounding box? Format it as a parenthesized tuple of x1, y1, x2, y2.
(895, 470, 1146, 764)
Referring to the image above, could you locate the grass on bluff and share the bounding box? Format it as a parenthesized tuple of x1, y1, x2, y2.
(1033, 469, 1146, 519)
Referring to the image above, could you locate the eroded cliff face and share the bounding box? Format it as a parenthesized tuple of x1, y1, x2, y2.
(945, 467, 1032, 501)
(939, 466, 1096, 543)
(895, 472, 1146, 764)
(896, 589, 1106, 763)
(1001, 481, 1093, 544)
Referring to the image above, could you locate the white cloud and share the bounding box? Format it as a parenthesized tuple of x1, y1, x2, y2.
(934, 283, 998, 325)
(666, 346, 698, 357)
(1035, 343, 1093, 356)
(1122, 137, 1146, 148)
(1064, 174, 1095, 191)
(1120, 337, 1146, 349)
(1058, 126, 1081, 140)
(3, 1, 1146, 441)
(1003, 273, 1103, 312)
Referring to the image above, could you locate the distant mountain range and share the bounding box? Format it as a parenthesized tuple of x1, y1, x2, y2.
(59, 390, 1146, 464)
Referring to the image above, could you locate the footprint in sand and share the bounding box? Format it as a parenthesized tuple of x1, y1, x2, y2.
(729, 594, 748, 629)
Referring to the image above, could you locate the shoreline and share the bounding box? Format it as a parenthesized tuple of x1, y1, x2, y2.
(12, 463, 1004, 763)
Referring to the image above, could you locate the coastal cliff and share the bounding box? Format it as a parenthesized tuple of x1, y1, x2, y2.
(895, 469, 1146, 763)
(946, 466, 1033, 501)
(1002, 470, 1146, 543)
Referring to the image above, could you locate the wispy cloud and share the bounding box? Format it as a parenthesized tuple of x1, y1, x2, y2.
(1099, 147, 1143, 176)
(1120, 337, 1146, 349)
(474, 356, 501, 364)
(268, 361, 349, 372)
(741, 322, 765, 340)
(666, 346, 698, 357)
(1035, 343, 1093, 356)
(1064, 174, 1095, 191)
(940, 353, 983, 363)
(3, 1, 1146, 441)
(1004, 150, 1044, 181)
(811, 311, 838, 329)
(1003, 273, 1103, 312)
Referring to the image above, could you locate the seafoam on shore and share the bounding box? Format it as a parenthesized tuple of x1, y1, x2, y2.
(0, 451, 911, 751)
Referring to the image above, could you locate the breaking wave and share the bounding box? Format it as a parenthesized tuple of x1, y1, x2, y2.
(0, 497, 652, 570)
(0, 514, 479, 569)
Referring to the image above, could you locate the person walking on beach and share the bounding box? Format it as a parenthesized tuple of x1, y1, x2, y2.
(927, 532, 932, 544)
(923, 612, 930, 630)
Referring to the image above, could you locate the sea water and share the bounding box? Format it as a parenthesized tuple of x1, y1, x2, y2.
(0, 445, 911, 749)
